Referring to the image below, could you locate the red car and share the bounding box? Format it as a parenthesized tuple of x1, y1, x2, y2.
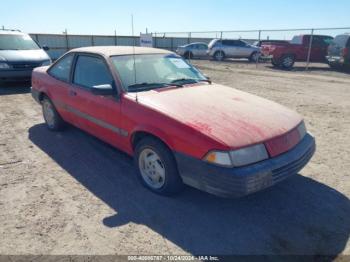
(261, 34, 333, 69)
(31, 46, 315, 197)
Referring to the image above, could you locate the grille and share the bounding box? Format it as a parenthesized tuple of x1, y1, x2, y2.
(12, 63, 41, 69)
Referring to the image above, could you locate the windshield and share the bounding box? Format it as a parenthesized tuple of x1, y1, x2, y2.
(111, 54, 207, 92)
(0, 34, 40, 50)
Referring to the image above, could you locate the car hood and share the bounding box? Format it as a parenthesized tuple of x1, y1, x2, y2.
(136, 83, 302, 149)
(0, 49, 50, 63)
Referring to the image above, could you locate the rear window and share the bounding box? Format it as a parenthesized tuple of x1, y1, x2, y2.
(48, 54, 74, 82)
(0, 34, 40, 50)
(333, 35, 350, 47)
(290, 36, 303, 45)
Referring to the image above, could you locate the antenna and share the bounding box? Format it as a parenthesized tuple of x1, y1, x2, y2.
(131, 15, 137, 84)
(131, 14, 138, 102)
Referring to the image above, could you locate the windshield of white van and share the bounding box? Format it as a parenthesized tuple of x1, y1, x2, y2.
(0, 34, 40, 50)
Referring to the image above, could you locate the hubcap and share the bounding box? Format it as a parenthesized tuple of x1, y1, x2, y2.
(43, 100, 55, 128)
(139, 148, 166, 189)
(215, 52, 223, 60)
(283, 57, 293, 67)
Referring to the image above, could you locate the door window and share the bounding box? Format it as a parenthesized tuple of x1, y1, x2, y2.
(48, 54, 74, 82)
(73, 55, 113, 88)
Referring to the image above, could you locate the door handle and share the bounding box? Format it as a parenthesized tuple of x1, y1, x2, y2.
(69, 90, 77, 96)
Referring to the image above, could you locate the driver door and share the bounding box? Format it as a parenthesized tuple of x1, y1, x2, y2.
(68, 54, 124, 147)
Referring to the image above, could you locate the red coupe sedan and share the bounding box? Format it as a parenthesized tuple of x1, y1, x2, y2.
(31, 46, 315, 197)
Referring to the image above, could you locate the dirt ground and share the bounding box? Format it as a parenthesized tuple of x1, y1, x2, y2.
(0, 61, 349, 257)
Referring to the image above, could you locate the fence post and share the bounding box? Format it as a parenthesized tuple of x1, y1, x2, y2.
(220, 31, 223, 39)
(91, 35, 94, 46)
(188, 32, 191, 44)
(256, 30, 261, 68)
(114, 29, 118, 46)
(306, 29, 314, 70)
(171, 37, 174, 51)
(154, 32, 157, 48)
(64, 29, 69, 52)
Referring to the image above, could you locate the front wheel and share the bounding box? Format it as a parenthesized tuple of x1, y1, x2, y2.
(134, 137, 184, 195)
(42, 96, 65, 131)
(213, 51, 225, 61)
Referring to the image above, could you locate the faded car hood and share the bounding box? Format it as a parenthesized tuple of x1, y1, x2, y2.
(137, 83, 302, 149)
(0, 49, 50, 62)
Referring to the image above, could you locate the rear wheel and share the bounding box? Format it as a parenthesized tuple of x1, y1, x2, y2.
(134, 136, 184, 195)
(42, 96, 65, 131)
(280, 54, 295, 69)
(213, 51, 225, 61)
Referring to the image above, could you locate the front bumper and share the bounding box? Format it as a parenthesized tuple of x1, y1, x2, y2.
(175, 133, 315, 198)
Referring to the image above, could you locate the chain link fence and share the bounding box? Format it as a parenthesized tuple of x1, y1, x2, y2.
(155, 27, 350, 69)
(29, 27, 350, 69)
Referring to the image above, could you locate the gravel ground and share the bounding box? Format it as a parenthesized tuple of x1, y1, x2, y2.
(0, 61, 349, 257)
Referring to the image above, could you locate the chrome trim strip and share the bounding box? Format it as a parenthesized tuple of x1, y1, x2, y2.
(54, 100, 128, 137)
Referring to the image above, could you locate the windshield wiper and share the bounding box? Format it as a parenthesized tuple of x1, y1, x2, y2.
(170, 78, 199, 84)
(128, 82, 182, 91)
(170, 78, 211, 85)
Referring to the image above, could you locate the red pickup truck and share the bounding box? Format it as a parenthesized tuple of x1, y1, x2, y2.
(262, 34, 333, 69)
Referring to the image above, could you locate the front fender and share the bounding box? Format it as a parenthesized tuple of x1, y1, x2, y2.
(130, 124, 176, 151)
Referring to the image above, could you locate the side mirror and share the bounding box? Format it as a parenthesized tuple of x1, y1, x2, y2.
(91, 84, 116, 96)
(42, 45, 50, 51)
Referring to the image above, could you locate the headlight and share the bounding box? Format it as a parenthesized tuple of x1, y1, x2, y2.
(41, 60, 52, 66)
(204, 143, 268, 167)
(0, 62, 10, 69)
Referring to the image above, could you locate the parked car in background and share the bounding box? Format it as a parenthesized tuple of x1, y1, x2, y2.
(261, 34, 333, 69)
(326, 33, 350, 69)
(207, 39, 261, 62)
(0, 29, 51, 83)
(31, 46, 315, 198)
(253, 40, 289, 47)
(176, 42, 208, 59)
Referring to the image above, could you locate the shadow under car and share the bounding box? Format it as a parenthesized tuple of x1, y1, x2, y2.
(28, 123, 350, 256)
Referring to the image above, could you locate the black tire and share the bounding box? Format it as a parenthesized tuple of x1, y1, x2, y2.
(249, 51, 259, 62)
(280, 54, 295, 70)
(42, 96, 65, 131)
(134, 136, 184, 196)
(213, 50, 225, 61)
(184, 51, 193, 59)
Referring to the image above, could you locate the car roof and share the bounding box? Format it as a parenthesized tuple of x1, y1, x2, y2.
(0, 30, 26, 35)
(70, 46, 173, 57)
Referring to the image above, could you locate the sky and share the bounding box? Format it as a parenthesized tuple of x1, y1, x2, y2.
(1, 0, 350, 37)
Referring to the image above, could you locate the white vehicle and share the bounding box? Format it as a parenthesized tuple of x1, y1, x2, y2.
(207, 39, 260, 62)
(176, 42, 208, 59)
